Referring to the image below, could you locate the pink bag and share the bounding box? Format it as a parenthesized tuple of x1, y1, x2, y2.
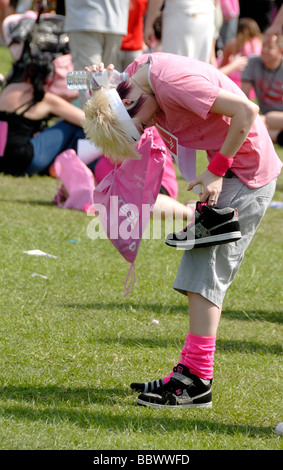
(220, 0, 239, 21)
(94, 127, 178, 197)
(0, 121, 8, 156)
(53, 149, 95, 211)
(92, 128, 166, 294)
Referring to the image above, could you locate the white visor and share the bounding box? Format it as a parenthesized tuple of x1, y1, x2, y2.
(105, 88, 141, 145)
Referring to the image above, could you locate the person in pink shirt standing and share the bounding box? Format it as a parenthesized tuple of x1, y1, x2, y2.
(83, 52, 282, 409)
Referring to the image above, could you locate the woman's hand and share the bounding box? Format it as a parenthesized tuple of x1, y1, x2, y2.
(188, 170, 223, 206)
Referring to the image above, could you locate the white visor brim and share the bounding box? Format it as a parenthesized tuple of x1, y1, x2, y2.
(105, 88, 141, 144)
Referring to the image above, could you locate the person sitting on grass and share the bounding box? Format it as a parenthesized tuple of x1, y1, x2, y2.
(241, 32, 283, 146)
(219, 17, 262, 96)
(0, 55, 85, 176)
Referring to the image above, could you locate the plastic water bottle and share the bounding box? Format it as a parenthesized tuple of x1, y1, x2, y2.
(66, 69, 129, 90)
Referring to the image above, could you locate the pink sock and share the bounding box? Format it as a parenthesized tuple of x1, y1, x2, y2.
(163, 331, 191, 383)
(163, 375, 172, 384)
(180, 332, 216, 380)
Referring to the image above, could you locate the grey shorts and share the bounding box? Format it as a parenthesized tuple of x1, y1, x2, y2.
(173, 175, 277, 307)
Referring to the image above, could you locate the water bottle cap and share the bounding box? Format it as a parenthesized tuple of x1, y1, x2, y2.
(120, 72, 129, 81)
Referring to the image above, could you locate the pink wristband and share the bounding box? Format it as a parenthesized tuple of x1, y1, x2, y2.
(207, 151, 233, 177)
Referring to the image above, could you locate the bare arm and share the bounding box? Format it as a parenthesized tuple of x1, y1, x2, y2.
(40, 92, 85, 127)
(241, 79, 253, 98)
(188, 90, 259, 204)
(219, 55, 248, 76)
(144, 0, 164, 48)
(265, 4, 283, 38)
(210, 89, 259, 156)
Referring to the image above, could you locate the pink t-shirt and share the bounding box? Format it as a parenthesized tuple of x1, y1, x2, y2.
(125, 52, 282, 188)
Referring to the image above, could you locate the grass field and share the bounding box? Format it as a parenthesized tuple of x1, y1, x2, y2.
(0, 46, 282, 452)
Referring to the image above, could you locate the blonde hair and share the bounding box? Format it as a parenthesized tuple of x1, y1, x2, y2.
(82, 89, 141, 161)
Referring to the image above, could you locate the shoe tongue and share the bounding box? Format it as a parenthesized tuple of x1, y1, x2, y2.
(175, 363, 191, 377)
(196, 201, 207, 213)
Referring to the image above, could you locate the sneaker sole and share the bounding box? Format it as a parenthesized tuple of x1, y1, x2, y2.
(137, 398, 212, 409)
(165, 231, 242, 249)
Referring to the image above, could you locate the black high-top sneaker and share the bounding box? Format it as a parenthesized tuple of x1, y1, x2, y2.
(165, 202, 241, 249)
(131, 365, 180, 393)
(136, 364, 212, 409)
(131, 378, 166, 393)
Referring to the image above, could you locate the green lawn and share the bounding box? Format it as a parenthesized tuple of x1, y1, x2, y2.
(0, 46, 282, 452)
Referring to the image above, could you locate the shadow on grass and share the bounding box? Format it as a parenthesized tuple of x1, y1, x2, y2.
(60, 302, 283, 325)
(223, 309, 283, 324)
(0, 198, 54, 206)
(217, 338, 282, 355)
(59, 301, 189, 317)
(97, 336, 283, 356)
(0, 385, 275, 438)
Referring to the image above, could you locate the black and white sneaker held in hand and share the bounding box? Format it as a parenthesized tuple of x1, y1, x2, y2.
(165, 201, 242, 249)
(136, 364, 212, 409)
